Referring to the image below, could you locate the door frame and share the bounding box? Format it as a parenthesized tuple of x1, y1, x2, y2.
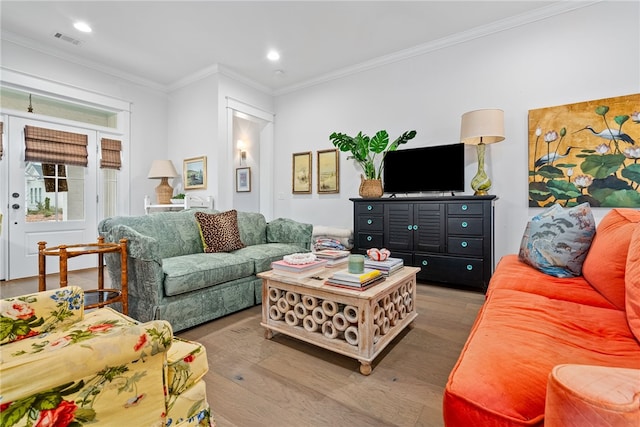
(0, 68, 131, 280)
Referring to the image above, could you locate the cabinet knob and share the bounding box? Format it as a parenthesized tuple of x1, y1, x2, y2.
(367, 219, 372, 225)
(462, 204, 468, 211)
(422, 260, 428, 266)
(461, 221, 468, 228)
(367, 236, 372, 242)
(367, 205, 372, 211)
(407, 225, 412, 230)
(413, 225, 418, 230)
(466, 264, 473, 271)
(461, 241, 468, 248)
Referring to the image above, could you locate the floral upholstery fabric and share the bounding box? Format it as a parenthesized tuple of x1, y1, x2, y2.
(0, 287, 213, 427)
(195, 210, 245, 253)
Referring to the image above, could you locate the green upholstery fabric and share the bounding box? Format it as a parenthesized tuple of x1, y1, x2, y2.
(233, 243, 311, 273)
(162, 252, 255, 296)
(98, 209, 313, 332)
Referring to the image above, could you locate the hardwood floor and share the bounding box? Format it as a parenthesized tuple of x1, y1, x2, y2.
(1, 271, 485, 427)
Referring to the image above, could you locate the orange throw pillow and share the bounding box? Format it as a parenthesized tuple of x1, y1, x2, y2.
(582, 209, 640, 310)
(625, 225, 640, 342)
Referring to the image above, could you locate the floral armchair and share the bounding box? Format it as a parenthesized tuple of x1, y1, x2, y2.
(0, 286, 212, 427)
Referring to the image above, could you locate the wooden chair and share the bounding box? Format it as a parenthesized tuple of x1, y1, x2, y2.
(38, 237, 128, 314)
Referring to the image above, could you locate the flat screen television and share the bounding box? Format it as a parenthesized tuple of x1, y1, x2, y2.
(382, 143, 465, 194)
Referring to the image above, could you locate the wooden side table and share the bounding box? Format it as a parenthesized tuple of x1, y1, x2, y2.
(38, 237, 128, 315)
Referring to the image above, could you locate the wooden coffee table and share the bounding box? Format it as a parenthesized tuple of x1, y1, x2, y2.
(258, 266, 419, 375)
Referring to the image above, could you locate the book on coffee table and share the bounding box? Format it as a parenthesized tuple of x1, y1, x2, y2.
(325, 275, 386, 290)
(271, 259, 327, 278)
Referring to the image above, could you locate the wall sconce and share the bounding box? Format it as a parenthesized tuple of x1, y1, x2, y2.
(237, 140, 247, 165)
(147, 159, 178, 204)
(460, 108, 505, 195)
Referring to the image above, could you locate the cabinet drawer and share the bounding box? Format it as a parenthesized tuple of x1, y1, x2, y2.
(447, 237, 484, 256)
(448, 202, 483, 216)
(356, 203, 384, 215)
(415, 254, 484, 287)
(357, 215, 383, 231)
(447, 217, 483, 236)
(356, 232, 383, 248)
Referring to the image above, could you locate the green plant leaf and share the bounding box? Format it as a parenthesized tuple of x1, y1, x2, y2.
(528, 181, 552, 201)
(546, 180, 581, 200)
(369, 130, 389, 154)
(0, 396, 37, 427)
(601, 190, 640, 207)
(537, 165, 564, 179)
(580, 153, 626, 179)
(614, 115, 629, 126)
(621, 164, 640, 184)
(0, 317, 13, 341)
(595, 105, 609, 116)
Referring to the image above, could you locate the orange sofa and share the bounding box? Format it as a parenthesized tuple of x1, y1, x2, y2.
(443, 208, 640, 426)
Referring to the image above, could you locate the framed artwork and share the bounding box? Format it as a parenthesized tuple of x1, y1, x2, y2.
(317, 149, 339, 194)
(292, 151, 312, 194)
(528, 93, 640, 207)
(183, 156, 207, 190)
(236, 167, 251, 192)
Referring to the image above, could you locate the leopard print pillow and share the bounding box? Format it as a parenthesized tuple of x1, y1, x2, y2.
(195, 210, 245, 253)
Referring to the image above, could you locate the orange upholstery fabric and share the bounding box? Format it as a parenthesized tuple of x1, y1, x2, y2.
(582, 209, 640, 310)
(545, 364, 640, 427)
(488, 255, 617, 309)
(444, 209, 640, 427)
(626, 225, 640, 342)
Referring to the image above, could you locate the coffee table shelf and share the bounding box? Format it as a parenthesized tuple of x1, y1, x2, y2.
(258, 266, 419, 375)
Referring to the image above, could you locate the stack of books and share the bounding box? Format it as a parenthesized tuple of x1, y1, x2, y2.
(325, 268, 385, 290)
(271, 259, 327, 278)
(364, 257, 404, 276)
(314, 249, 351, 267)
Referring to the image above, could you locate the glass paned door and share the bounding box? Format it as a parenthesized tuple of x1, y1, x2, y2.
(8, 117, 97, 280)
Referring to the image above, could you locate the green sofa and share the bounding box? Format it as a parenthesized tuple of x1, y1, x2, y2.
(98, 209, 313, 331)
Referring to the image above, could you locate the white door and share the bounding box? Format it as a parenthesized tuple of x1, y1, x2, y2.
(7, 117, 98, 280)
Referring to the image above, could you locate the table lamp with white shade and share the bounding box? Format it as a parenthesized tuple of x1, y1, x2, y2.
(147, 160, 178, 204)
(460, 109, 505, 195)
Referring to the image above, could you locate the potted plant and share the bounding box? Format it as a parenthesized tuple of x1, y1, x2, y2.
(171, 193, 186, 204)
(330, 129, 416, 197)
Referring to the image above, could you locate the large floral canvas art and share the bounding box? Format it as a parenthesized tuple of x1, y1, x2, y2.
(528, 93, 640, 207)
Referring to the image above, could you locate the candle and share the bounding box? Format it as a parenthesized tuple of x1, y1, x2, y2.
(348, 254, 365, 274)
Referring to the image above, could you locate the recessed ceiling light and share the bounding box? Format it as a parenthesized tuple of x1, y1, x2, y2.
(267, 50, 280, 61)
(73, 22, 92, 33)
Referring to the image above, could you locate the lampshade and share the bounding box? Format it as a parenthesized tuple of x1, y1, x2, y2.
(460, 109, 505, 145)
(147, 160, 178, 178)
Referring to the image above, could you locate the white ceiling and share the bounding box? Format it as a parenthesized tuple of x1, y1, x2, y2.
(1, 1, 585, 94)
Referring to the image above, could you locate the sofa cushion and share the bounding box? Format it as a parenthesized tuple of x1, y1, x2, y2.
(233, 243, 311, 273)
(162, 253, 254, 296)
(195, 210, 246, 253)
(488, 255, 617, 309)
(518, 203, 595, 278)
(582, 208, 640, 310)
(625, 225, 640, 341)
(237, 211, 268, 246)
(443, 288, 640, 427)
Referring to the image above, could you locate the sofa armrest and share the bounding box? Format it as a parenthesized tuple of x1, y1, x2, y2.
(545, 364, 640, 427)
(1, 287, 84, 345)
(99, 223, 161, 262)
(0, 311, 173, 405)
(266, 218, 313, 250)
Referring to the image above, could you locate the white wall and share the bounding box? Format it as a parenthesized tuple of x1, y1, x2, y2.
(273, 1, 640, 262)
(1, 40, 169, 216)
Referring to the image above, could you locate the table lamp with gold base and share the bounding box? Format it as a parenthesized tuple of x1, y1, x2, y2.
(148, 160, 178, 204)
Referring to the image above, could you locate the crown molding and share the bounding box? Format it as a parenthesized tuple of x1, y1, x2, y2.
(273, 0, 603, 96)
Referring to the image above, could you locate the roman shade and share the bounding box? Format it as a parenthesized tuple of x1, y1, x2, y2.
(24, 125, 88, 167)
(100, 138, 122, 170)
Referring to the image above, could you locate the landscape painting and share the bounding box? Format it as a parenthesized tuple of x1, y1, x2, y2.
(528, 93, 640, 207)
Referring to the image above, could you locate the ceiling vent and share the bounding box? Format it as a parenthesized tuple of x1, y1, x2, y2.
(53, 32, 82, 46)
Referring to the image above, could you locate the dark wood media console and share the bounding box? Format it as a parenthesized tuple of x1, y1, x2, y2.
(351, 196, 497, 292)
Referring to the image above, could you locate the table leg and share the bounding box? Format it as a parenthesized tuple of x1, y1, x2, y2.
(359, 361, 372, 376)
(264, 328, 273, 339)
